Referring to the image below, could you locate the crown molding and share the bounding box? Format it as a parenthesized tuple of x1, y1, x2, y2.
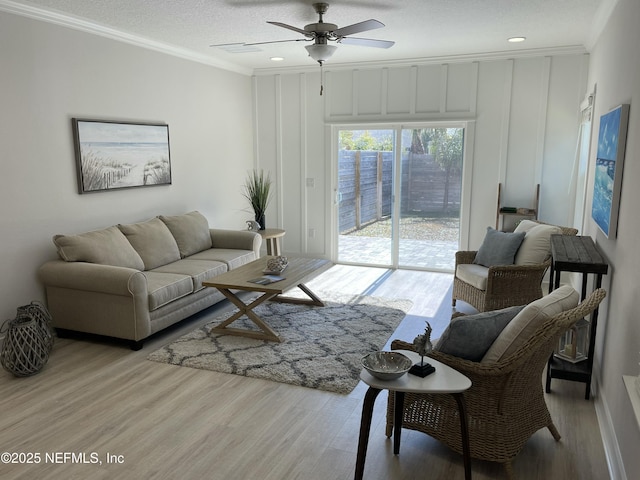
(0, 0, 253, 76)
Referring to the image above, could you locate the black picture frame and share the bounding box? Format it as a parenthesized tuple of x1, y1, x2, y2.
(72, 118, 171, 194)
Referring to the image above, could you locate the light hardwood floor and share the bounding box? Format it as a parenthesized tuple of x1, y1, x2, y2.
(0, 265, 610, 479)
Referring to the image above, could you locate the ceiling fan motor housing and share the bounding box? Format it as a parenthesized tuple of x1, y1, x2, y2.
(304, 23, 338, 34)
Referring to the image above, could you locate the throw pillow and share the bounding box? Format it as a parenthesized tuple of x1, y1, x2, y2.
(53, 226, 144, 270)
(512, 219, 540, 234)
(473, 227, 525, 267)
(159, 211, 213, 258)
(514, 223, 561, 265)
(435, 305, 525, 361)
(118, 218, 181, 270)
(481, 285, 579, 363)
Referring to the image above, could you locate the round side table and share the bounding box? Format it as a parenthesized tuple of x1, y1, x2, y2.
(259, 228, 285, 256)
(354, 350, 472, 480)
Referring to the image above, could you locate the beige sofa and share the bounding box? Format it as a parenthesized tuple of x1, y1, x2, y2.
(38, 211, 262, 350)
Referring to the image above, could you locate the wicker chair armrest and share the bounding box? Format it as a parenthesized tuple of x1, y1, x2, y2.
(454, 250, 477, 266)
(390, 339, 518, 377)
(485, 258, 551, 289)
(486, 258, 551, 275)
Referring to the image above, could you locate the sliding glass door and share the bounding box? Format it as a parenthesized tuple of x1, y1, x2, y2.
(336, 126, 463, 272)
(337, 129, 394, 266)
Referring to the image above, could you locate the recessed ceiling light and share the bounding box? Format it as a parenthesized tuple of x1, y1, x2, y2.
(508, 37, 526, 43)
(270, 57, 284, 61)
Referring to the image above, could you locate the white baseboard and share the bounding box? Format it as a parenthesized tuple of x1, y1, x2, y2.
(593, 369, 628, 479)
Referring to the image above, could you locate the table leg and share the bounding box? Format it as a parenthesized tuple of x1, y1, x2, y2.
(210, 288, 281, 342)
(393, 391, 405, 454)
(271, 283, 325, 307)
(452, 393, 472, 480)
(354, 387, 381, 480)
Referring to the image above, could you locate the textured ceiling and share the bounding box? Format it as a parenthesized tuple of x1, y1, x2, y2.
(3, 0, 608, 73)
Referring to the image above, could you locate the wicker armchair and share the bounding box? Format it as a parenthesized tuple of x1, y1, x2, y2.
(387, 288, 606, 479)
(452, 222, 578, 312)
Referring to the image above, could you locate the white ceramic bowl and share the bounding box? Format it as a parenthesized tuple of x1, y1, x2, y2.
(361, 351, 412, 380)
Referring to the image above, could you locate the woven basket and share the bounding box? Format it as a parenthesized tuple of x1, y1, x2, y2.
(17, 301, 54, 354)
(1, 302, 54, 377)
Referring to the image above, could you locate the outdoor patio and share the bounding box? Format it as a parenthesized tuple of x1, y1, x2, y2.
(337, 215, 459, 271)
(338, 233, 458, 271)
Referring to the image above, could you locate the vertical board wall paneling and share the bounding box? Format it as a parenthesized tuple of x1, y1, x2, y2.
(440, 64, 449, 113)
(356, 68, 383, 115)
(299, 72, 307, 253)
(534, 56, 552, 217)
(416, 64, 442, 114)
(506, 57, 548, 209)
(386, 66, 412, 114)
(279, 74, 302, 252)
(275, 74, 283, 232)
(498, 59, 515, 186)
(381, 68, 389, 115)
(324, 61, 479, 121)
(305, 72, 327, 256)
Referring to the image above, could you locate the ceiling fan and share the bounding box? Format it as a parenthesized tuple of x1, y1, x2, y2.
(219, 2, 394, 65)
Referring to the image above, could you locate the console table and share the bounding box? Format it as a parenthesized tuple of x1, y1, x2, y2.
(545, 235, 608, 399)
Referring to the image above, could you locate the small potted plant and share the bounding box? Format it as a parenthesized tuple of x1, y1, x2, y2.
(243, 169, 272, 230)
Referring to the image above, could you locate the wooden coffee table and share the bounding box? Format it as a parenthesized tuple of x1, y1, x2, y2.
(202, 256, 332, 342)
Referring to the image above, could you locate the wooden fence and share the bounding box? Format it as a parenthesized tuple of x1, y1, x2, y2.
(338, 150, 461, 233)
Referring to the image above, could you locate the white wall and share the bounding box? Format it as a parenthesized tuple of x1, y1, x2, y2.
(584, 0, 640, 477)
(253, 52, 589, 257)
(0, 12, 254, 320)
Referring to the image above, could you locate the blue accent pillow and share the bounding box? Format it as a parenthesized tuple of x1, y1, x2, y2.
(473, 227, 525, 267)
(435, 305, 525, 361)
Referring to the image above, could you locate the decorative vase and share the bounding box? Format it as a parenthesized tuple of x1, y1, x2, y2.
(256, 213, 266, 230)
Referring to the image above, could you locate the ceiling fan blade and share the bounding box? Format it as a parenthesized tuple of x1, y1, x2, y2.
(332, 19, 384, 37)
(267, 21, 312, 36)
(244, 38, 309, 46)
(338, 37, 395, 49)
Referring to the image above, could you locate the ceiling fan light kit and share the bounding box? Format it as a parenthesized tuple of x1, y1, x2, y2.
(305, 44, 338, 63)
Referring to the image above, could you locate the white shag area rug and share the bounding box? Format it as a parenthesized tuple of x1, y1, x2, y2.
(148, 292, 412, 394)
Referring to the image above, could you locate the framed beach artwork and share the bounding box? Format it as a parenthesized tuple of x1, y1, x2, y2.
(72, 118, 171, 194)
(591, 104, 630, 238)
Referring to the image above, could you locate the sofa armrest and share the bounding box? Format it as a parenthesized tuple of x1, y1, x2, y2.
(39, 260, 152, 341)
(210, 229, 262, 257)
(38, 260, 146, 296)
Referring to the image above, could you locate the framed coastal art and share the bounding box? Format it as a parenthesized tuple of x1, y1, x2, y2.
(591, 104, 630, 238)
(72, 118, 171, 194)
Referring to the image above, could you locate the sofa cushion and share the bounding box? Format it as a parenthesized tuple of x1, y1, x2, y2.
(152, 259, 228, 292)
(188, 248, 256, 270)
(143, 271, 194, 311)
(473, 227, 525, 267)
(435, 305, 525, 361)
(514, 220, 561, 265)
(482, 285, 579, 363)
(118, 218, 181, 270)
(159, 211, 213, 258)
(53, 226, 144, 270)
(455, 264, 489, 291)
